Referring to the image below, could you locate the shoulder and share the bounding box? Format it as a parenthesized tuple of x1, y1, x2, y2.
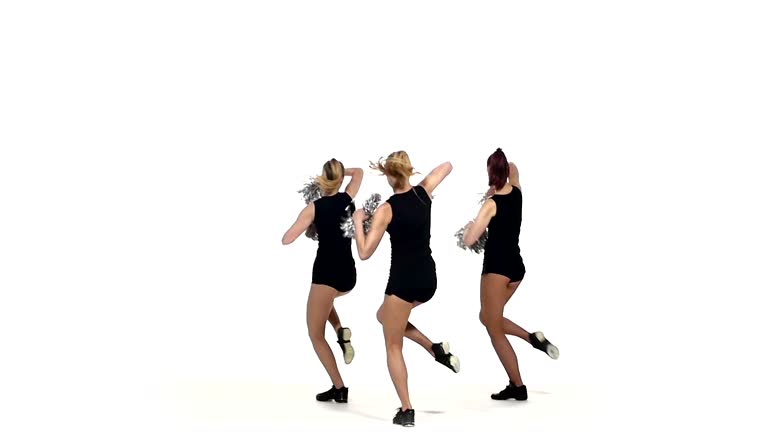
(482, 197, 497, 211)
(301, 201, 316, 219)
(373, 202, 393, 222)
(376, 201, 392, 214)
(414, 184, 432, 200)
(480, 197, 497, 217)
(483, 193, 499, 206)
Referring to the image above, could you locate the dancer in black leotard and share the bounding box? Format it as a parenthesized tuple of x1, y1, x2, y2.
(463, 148, 559, 401)
(352, 151, 459, 427)
(282, 159, 363, 403)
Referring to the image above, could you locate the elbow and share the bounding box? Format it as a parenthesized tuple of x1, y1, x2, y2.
(281, 235, 291, 245)
(444, 161, 453, 173)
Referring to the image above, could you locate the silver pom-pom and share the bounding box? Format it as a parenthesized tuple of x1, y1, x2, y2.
(455, 225, 488, 254)
(299, 177, 323, 204)
(339, 201, 356, 239)
(341, 193, 382, 238)
(362, 193, 382, 233)
(304, 224, 318, 241)
(298, 177, 322, 241)
(340, 214, 355, 239)
(456, 190, 492, 253)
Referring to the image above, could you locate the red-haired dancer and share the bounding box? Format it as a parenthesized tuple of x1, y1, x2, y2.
(463, 148, 559, 401)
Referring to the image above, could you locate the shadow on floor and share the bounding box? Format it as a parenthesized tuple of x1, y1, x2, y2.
(321, 403, 447, 422)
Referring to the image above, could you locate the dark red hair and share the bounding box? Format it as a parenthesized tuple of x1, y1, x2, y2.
(487, 148, 509, 189)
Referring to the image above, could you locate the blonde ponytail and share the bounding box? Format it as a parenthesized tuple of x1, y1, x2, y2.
(370, 150, 416, 189)
(316, 158, 345, 195)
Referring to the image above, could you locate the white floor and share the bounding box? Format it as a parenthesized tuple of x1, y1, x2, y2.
(163, 381, 596, 432)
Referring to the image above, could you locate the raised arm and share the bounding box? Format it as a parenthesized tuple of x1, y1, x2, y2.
(418, 161, 453, 196)
(463, 199, 496, 246)
(508, 161, 520, 188)
(281, 203, 315, 245)
(344, 167, 364, 199)
(352, 203, 392, 260)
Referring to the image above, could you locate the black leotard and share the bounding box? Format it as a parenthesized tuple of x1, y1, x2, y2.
(481, 186, 526, 282)
(311, 192, 356, 292)
(384, 185, 437, 303)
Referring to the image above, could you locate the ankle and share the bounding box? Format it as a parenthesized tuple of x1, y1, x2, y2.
(431, 342, 447, 357)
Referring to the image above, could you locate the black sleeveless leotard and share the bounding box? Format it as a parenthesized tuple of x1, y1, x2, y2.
(384, 185, 437, 303)
(311, 192, 356, 292)
(482, 186, 526, 282)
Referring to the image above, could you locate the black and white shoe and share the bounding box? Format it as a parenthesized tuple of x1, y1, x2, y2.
(316, 385, 348, 403)
(529, 331, 559, 359)
(393, 408, 415, 427)
(491, 382, 528, 401)
(337, 327, 354, 364)
(432, 342, 460, 373)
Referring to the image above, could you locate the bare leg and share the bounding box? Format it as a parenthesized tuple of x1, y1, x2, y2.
(497, 282, 532, 342)
(503, 318, 531, 342)
(381, 295, 414, 410)
(329, 291, 354, 365)
(405, 322, 435, 355)
(328, 306, 342, 333)
(377, 305, 434, 355)
(307, 284, 344, 388)
(480, 275, 524, 386)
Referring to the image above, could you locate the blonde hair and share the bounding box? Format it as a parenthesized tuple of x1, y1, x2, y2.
(370, 151, 416, 189)
(316, 158, 345, 195)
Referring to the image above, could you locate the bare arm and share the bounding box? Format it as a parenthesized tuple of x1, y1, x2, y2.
(281, 203, 315, 245)
(463, 199, 496, 245)
(418, 161, 452, 196)
(344, 167, 364, 199)
(508, 161, 520, 188)
(353, 203, 391, 260)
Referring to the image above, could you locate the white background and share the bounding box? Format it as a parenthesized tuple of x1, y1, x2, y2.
(1, 1, 767, 431)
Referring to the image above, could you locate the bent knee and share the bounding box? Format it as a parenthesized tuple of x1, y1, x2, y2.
(479, 310, 492, 326)
(479, 310, 503, 332)
(376, 307, 384, 324)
